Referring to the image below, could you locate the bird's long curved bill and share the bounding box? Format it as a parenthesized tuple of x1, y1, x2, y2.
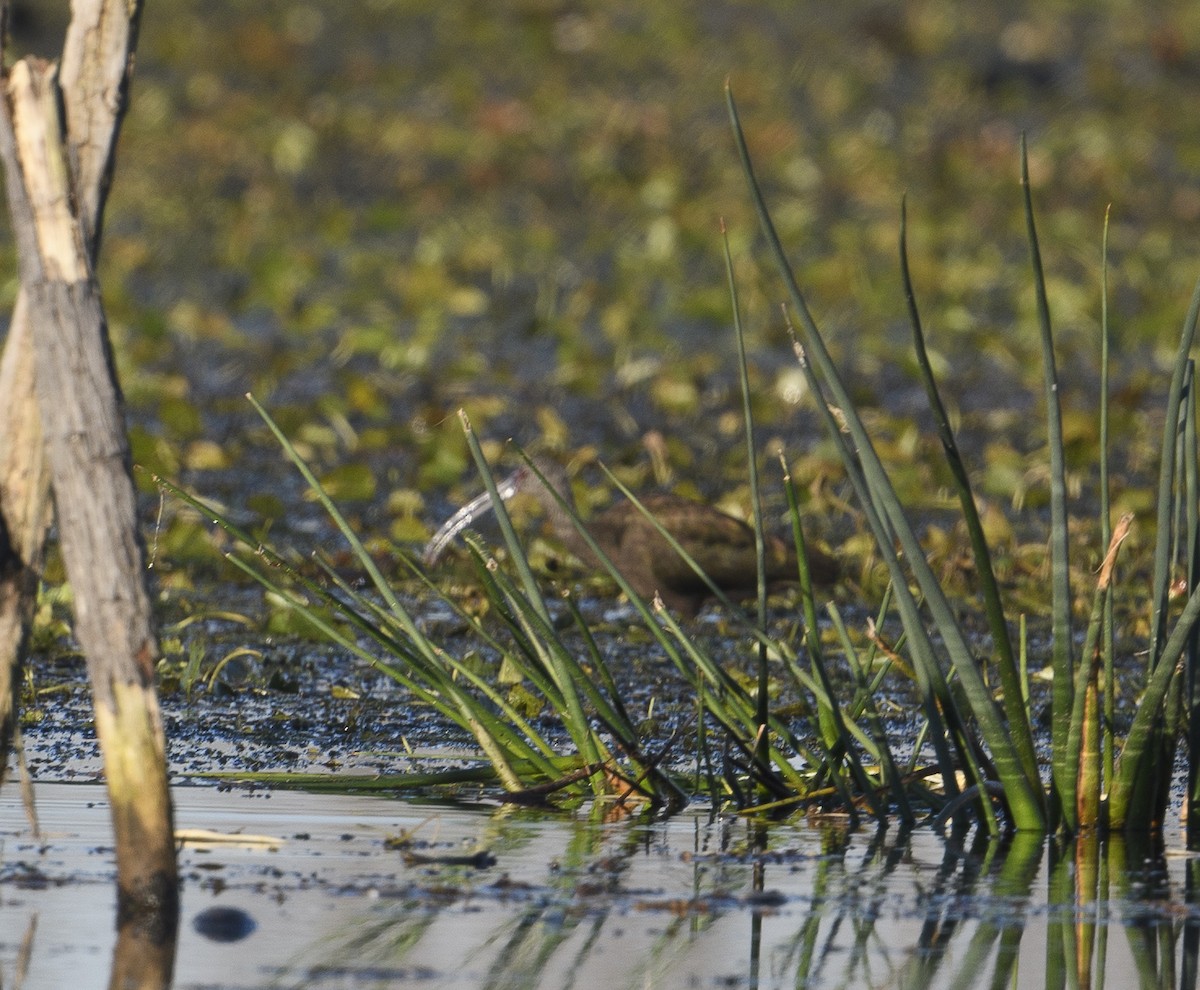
(421, 470, 523, 566)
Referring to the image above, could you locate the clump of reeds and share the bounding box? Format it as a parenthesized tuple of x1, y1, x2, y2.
(726, 86, 1200, 837)
(165, 92, 1200, 839)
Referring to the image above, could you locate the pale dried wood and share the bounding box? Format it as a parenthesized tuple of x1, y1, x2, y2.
(0, 0, 143, 778)
(0, 9, 175, 925)
(0, 293, 48, 778)
(60, 0, 145, 250)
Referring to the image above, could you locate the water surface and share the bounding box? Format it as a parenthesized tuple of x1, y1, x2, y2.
(1, 783, 1196, 989)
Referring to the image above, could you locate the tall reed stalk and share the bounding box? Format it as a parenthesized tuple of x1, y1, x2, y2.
(728, 83, 1200, 835)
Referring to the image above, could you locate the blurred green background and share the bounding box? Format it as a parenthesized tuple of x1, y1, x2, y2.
(11, 0, 1200, 593)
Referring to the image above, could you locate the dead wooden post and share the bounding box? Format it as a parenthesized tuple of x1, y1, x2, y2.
(0, 1, 146, 779)
(0, 0, 145, 769)
(0, 217, 51, 788)
(0, 1, 176, 933)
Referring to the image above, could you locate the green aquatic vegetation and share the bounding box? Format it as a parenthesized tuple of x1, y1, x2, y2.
(166, 377, 892, 814)
(169, 171, 1200, 829)
(87, 2, 1200, 518)
(169, 161, 1200, 827)
(120, 3, 1200, 832)
(729, 86, 1200, 836)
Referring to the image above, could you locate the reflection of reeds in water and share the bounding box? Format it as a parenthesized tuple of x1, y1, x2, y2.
(233, 817, 1200, 989)
(9, 814, 1188, 988)
(264, 811, 737, 989)
(14, 914, 36, 990)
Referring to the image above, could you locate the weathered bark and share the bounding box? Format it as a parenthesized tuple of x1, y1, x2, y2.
(0, 0, 144, 780)
(0, 292, 48, 779)
(0, 35, 175, 944)
(59, 0, 144, 253)
(0, 1, 133, 766)
(110, 919, 176, 990)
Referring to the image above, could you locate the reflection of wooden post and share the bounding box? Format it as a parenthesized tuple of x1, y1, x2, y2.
(0, 1, 176, 932)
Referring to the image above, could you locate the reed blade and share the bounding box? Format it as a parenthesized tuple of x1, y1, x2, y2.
(1020, 137, 1074, 828)
(900, 195, 1038, 793)
(1100, 207, 1117, 797)
(723, 219, 772, 783)
(1148, 280, 1200, 665)
(728, 84, 1045, 830)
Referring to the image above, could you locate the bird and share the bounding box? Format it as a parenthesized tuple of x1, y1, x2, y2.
(422, 457, 838, 616)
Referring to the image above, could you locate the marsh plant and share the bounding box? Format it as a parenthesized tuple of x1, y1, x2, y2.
(167, 93, 1200, 839)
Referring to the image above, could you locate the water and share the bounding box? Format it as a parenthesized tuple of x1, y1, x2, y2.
(2, 782, 1198, 989)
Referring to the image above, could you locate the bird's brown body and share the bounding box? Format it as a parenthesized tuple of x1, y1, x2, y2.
(424, 460, 838, 616)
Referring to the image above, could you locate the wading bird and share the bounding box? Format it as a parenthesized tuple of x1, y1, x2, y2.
(422, 459, 838, 616)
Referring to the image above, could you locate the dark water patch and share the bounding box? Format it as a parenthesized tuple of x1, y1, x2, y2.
(192, 905, 257, 942)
